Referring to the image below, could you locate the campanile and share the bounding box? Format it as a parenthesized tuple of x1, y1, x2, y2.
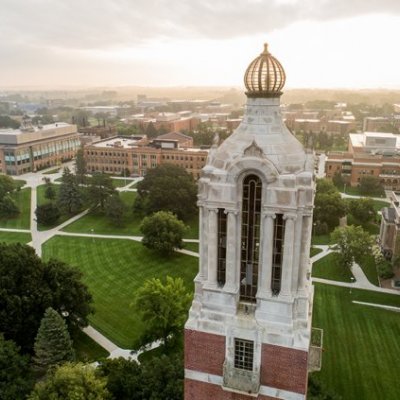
(185, 43, 315, 400)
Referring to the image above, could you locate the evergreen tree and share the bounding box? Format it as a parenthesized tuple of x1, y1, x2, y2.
(33, 307, 74, 373)
(44, 183, 56, 201)
(35, 203, 61, 226)
(87, 172, 116, 211)
(75, 149, 87, 184)
(104, 194, 126, 226)
(57, 167, 83, 214)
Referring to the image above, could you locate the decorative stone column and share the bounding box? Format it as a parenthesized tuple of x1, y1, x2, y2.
(298, 213, 312, 292)
(280, 213, 297, 297)
(291, 212, 303, 292)
(224, 209, 238, 292)
(198, 205, 206, 281)
(206, 208, 218, 287)
(258, 210, 275, 297)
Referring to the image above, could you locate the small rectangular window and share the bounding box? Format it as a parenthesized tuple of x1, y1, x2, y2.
(234, 339, 254, 371)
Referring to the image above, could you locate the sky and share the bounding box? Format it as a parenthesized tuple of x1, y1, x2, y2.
(1, 0, 400, 89)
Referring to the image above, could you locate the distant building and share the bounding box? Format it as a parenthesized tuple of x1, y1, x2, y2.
(84, 135, 207, 179)
(325, 132, 400, 190)
(0, 121, 80, 175)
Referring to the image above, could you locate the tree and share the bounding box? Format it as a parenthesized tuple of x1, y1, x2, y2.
(33, 308, 74, 373)
(133, 277, 191, 348)
(347, 198, 376, 226)
(134, 164, 197, 221)
(75, 149, 87, 184)
(332, 172, 344, 189)
(57, 168, 83, 214)
(0, 243, 93, 351)
(0, 334, 33, 400)
(314, 179, 347, 231)
(359, 176, 385, 197)
(104, 194, 126, 226)
(308, 374, 342, 400)
(28, 363, 109, 400)
(0, 174, 16, 199)
(331, 225, 373, 270)
(140, 211, 187, 255)
(44, 183, 56, 201)
(0, 194, 20, 217)
(35, 203, 61, 226)
(99, 354, 183, 400)
(87, 172, 116, 211)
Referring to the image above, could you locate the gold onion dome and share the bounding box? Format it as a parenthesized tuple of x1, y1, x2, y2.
(244, 43, 286, 98)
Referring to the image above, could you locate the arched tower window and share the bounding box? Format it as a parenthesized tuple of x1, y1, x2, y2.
(217, 208, 227, 286)
(271, 213, 285, 295)
(240, 174, 262, 302)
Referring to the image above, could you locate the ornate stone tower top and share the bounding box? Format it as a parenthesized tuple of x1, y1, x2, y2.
(185, 43, 315, 400)
(244, 43, 286, 97)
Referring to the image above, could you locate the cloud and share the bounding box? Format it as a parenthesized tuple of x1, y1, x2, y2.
(1, 0, 400, 52)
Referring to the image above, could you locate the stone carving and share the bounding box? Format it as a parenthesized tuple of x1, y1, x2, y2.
(243, 140, 264, 158)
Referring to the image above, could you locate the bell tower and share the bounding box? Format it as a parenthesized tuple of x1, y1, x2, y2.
(184, 43, 315, 400)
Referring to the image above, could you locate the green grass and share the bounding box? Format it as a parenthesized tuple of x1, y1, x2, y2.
(183, 242, 199, 253)
(312, 252, 354, 282)
(112, 178, 134, 188)
(12, 179, 27, 189)
(72, 329, 109, 362)
(310, 247, 323, 258)
(311, 234, 332, 245)
(312, 283, 400, 400)
(42, 167, 60, 175)
(42, 236, 198, 348)
(339, 185, 387, 198)
(184, 217, 199, 239)
(358, 254, 380, 286)
(0, 188, 31, 229)
(0, 231, 31, 243)
(372, 199, 390, 212)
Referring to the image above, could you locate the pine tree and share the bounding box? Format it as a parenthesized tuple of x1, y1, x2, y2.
(57, 167, 83, 214)
(33, 307, 74, 373)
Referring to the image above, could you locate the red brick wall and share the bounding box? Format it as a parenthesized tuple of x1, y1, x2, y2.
(261, 344, 308, 395)
(185, 379, 278, 400)
(185, 329, 225, 376)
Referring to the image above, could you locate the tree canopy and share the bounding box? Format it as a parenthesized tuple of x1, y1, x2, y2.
(133, 277, 191, 348)
(0, 243, 93, 351)
(347, 198, 376, 226)
(314, 179, 347, 232)
(28, 363, 109, 400)
(57, 168, 83, 215)
(140, 211, 187, 255)
(87, 172, 116, 210)
(0, 334, 33, 400)
(359, 176, 385, 197)
(134, 164, 197, 221)
(35, 203, 61, 226)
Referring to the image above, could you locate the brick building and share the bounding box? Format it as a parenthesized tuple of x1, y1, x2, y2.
(84, 134, 207, 179)
(0, 121, 80, 175)
(185, 44, 315, 400)
(325, 132, 400, 190)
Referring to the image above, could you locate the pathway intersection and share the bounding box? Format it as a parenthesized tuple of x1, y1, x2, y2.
(1, 163, 398, 360)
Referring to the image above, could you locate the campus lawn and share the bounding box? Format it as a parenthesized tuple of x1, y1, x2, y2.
(183, 241, 199, 253)
(372, 199, 390, 212)
(12, 179, 27, 189)
(0, 231, 32, 243)
(312, 283, 400, 400)
(111, 178, 134, 188)
(72, 329, 109, 362)
(310, 246, 323, 258)
(358, 254, 380, 286)
(42, 236, 198, 348)
(312, 252, 354, 282)
(311, 234, 332, 245)
(42, 167, 60, 175)
(0, 188, 31, 229)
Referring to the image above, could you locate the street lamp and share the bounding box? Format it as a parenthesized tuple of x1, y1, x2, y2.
(349, 276, 355, 294)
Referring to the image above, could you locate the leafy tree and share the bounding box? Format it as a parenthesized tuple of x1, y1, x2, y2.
(75, 149, 87, 184)
(347, 198, 376, 226)
(87, 172, 116, 211)
(314, 179, 347, 231)
(105, 194, 126, 226)
(140, 211, 187, 255)
(332, 172, 344, 189)
(145, 121, 158, 138)
(0, 115, 20, 129)
(308, 374, 342, 400)
(35, 203, 61, 226)
(134, 164, 197, 221)
(57, 168, 83, 214)
(359, 176, 385, 197)
(0, 174, 16, 199)
(331, 225, 373, 270)
(0, 334, 33, 400)
(0, 243, 93, 351)
(33, 308, 74, 373)
(28, 363, 109, 400)
(0, 195, 20, 217)
(133, 277, 191, 348)
(99, 354, 183, 400)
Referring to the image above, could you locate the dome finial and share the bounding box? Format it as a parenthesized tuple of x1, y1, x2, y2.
(262, 42, 269, 54)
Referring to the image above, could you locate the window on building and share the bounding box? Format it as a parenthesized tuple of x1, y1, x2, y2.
(271, 213, 285, 295)
(217, 208, 227, 286)
(234, 339, 254, 371)
(240, 174, 261, 302)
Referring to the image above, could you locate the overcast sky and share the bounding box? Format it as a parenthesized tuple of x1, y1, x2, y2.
(1, 0, 399, 89)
